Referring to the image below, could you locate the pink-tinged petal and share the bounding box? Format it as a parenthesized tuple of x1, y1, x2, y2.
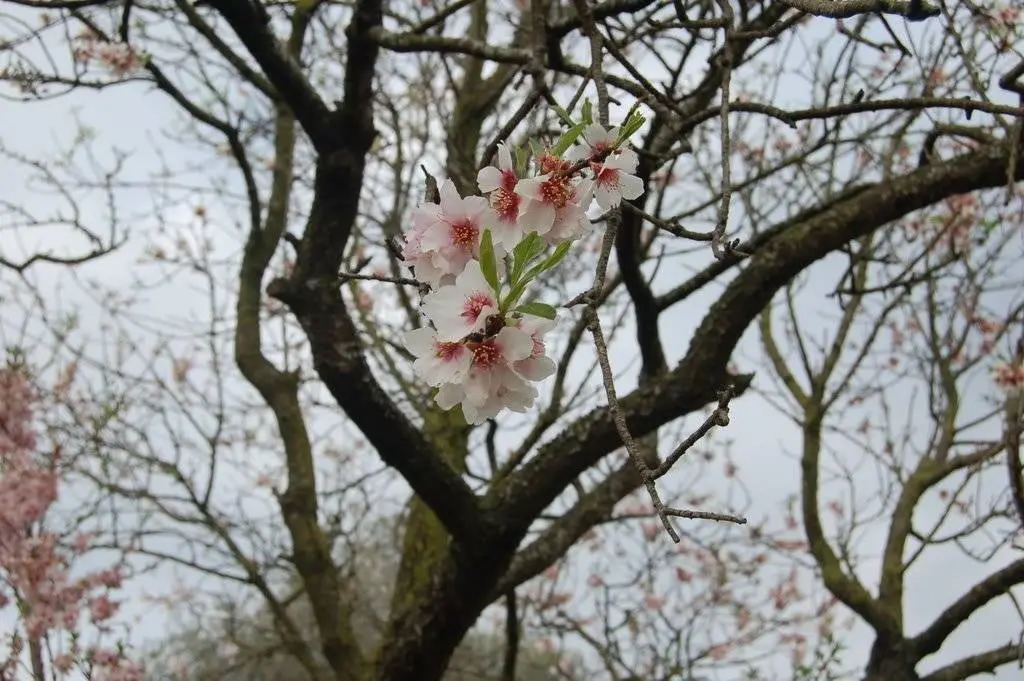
(404, 327, 437, 357)
(516, 355, 556, 381)
(411, 258, 447, 289)
(514, 176, 546, 201)
(594, 184, 618, 211)
(438, 179, 461, 212)
(420, 221, 453, 250)
(613, 148, 639, 172)
(619, 173, 644, 200)
(521, 201, 557, 234)
(428, 344, 472, 385)
(462, 195, 490, 218)
(455, 259, 492, 294)
(410, 203, 442, 229)
(495, 326, 533, 362)
(435, 383, 464, 410)
(478, 166, 503, 193)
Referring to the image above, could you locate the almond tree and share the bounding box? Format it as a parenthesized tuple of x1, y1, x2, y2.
(0, 1, 1022, 681)
(757, 193, 1024, 681)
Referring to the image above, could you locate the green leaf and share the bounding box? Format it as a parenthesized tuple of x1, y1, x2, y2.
(511, 232, 542, 283)
(581, 99, 593, 126)
(529, 138, 544, 159)
(516, 302, 558, 320)
(540, 241, 572, 273)
(514, 145, 530, 177)
(520, 241, 572, 287)
(479, 230, 500, 293)
(551, 121, 587, 157)
(503, 280, 530, 312)
(616, 107, 647, 144)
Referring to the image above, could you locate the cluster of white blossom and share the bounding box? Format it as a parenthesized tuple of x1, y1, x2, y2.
(402, 120, 645, 424)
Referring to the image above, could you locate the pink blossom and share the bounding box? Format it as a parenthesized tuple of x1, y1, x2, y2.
(421, 260, 499, 341)
(89, 594, 118, 622)
(435, 327, 537, 424)
(510, 315, 556, 381)
(404, 327, 473, 387)
(0, 368, 138, 677)
(515, 154, 592, 240)
(402, 180, 491, 288)
(477, 143, 526, 248)
(993, 361, 1024, 390)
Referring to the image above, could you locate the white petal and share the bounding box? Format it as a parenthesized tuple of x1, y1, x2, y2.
(495, 327, 533, 362)
(523, 202, 556, 234)
(619, 173, 645, 201)
(583, 123, 610, 147)
(514, 176, 545, 201)
(613, 148, 639, 172)
(501, 385, 537, 412)
(572, 179, 595, 207)
(498, 143, 514, 170)
(517, 356, 556, 381)
(464, 370, 492, 407)
(594, 184, 618, 211)
(404, 327, 437, 357)
(435, 383, 464, 410)
(422, 287, 470, 340)
(455, 259, 492, 296)
(438, 179, 461, 212)
(478, 167, 503, 193)
(520, 315, 556, 336)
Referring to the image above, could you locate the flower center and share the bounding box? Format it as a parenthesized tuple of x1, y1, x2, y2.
(471, 340, 501, 369)
(539, 178, 573, 208)
(491, 189, 519, 220)
(434, 341, 463, 362)
(539, 154, 570, 174)
(500, 169, 518, 192)
(449, 218, 479, 248)
(461, 292, 493, 323)
(592, 162, 620, 187)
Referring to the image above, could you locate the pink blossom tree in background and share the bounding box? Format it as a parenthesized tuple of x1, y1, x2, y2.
(0, 365, 139, 681)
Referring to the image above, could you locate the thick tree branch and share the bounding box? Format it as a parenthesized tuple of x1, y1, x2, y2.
(911, 558, 1024, 658)
(490, 140, 1024, 539)
(204, 0, 337, 150)
(264, 0, 483, 543)
(920, 642, 1021, 681)
(776, 0, 938, 19)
